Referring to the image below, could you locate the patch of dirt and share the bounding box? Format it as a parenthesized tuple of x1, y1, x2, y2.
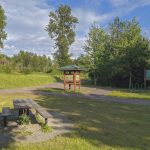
(0, 110, 74, 145)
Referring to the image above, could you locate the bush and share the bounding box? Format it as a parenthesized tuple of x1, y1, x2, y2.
(18, 114, 31, 125)
(0, 65, 12, 74)
(41, 124, 53, 133)
(46, 68, 53, 73)
(35, 114, 53, 133)
(4, 65, 12, 74)
(20, 67, 33, 74)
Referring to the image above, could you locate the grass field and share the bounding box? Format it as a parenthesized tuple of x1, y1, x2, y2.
(110, 89, 150, 100)
(0, 73, 55, 89)
(0, 93, 149, 150)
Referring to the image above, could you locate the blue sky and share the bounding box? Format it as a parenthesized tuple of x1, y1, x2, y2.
(0, 0, 150, 58)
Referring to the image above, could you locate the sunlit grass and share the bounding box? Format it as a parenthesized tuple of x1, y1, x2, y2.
(110, 89, 150, 100)
(0, 73, 55, 89)
(0, 93, 149, 150)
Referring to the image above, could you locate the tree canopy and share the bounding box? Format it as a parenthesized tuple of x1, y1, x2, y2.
(0, 51, 52, 74)
(84, 17, 150, 87)
(46, 5, 78, 67)
(0, 5, 7, 49)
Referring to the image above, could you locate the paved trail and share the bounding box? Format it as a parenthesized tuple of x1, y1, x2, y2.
(0, 82, 150, 105)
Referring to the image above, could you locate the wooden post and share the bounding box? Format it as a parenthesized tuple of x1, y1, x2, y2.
(69, 84, 71, 90)
(79, 71, 81, 91)
(129, 72, 132, 89)
(27, 108, 29, 115)
(45, 118, 48, 125)
(36, 110, 38, 116)
(74, 71, 76, 93)
(64, 71, 66, 91)
(19, 109, 23, 116)
(144, 68, 146, 89)
(3, 116, 7, 127)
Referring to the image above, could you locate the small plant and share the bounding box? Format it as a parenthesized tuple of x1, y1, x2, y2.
(35, 114, 53, 133)
(41, 123, 53, 133)
(18, 114, 31, 125)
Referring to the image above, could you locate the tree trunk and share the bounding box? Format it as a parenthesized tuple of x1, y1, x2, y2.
(129, 72, 132, 89)
(94, 73, 97, 86)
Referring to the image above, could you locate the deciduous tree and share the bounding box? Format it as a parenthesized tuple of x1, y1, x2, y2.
(0, 5, 7, 49)
(46, 5, 78, 67)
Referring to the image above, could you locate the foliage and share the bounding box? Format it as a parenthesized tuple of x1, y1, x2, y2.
(41, 124, 53, 133)
(84, 17, 150, 87)
(84, 24, 109, 85)
(0, 5, 7, 49)
(74, 54, 90, 68)
(46, 5, 78, 67)
(35, 114, 53, 133)
(0, 51, 53, 74)
(12, 51, 53, 73)
(18, 114, 31, 125)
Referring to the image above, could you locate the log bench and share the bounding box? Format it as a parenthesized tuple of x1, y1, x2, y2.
(1, 107, 12, 127)
(35, 107, 51, 125)
(26, 99, 52, 125)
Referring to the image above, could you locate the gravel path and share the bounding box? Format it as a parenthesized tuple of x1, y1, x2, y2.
(0, 82, 150, 105)
(0, 110, 74, 145)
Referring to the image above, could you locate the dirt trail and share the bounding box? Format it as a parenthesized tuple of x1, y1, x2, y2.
(0, 82, 150, 105)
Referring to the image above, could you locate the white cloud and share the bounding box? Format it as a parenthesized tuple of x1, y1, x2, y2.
(110, 0, 150, 10)
(0, 0, 54, 56)
(71, 0, 150, 58)
(110, 0, 130, 7)
(70, 36, 86, 58)
(73, 0, 150, 35)
(0, 0, 150, 58)
(72, 8, 114, 34)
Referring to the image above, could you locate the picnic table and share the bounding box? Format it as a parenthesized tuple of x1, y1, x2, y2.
(1, 107, 12, 127)
(13, 99, 34, 115)
(13, 99, 51, 124)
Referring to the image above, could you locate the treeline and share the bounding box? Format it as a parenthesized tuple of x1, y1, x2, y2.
(0, 51, 52, 74)
(76, 17, 150, 87)
(1, 4, 150, 87)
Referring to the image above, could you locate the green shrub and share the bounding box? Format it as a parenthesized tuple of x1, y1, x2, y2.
(21, 67, 33, 74)
(41, 124, 53, 133)
(46, 68, 53, 73)
(18, 114, 31, 125)
(4, 65, 12, 74)
(35, 114, 53, 133)
(0, 65, 12, 74)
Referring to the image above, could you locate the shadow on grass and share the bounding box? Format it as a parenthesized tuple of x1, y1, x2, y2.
(0, 110, 18, 149)
(53, 75, 63, 82)
(0, 110, 38, 149)
(33, 90, 150, 150)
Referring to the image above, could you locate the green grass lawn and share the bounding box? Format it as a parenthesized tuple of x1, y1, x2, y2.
(110, 89, 150, 100)
(0, 93, 149, 150)
(0, 73, 55, 89)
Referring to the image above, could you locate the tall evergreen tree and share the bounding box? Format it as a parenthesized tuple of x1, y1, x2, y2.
(46, 5, 78, 67)
(0, 5, 7, 49)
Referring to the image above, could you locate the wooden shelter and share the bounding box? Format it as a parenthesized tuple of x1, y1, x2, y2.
(59, 65, 85, 93)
